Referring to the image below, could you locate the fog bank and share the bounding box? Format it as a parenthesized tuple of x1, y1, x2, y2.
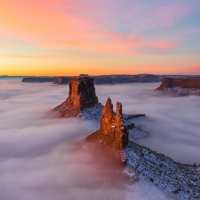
(95, 83, 200, 164)
(0, 79, 177, 200)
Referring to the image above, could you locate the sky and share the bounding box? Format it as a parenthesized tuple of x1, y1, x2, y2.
(0, 0, 200, 76)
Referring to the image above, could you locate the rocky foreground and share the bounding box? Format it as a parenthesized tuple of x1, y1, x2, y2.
(156, 78, 200, 95)
(53, 75, 200, 200)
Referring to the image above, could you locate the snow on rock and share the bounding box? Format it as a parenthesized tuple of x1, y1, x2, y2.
(81, 103, 103, 121)
(128, 127, 148, 142)
(124, 142, 200, 200)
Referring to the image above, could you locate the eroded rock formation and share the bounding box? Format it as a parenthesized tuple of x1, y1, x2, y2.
(156, 78, 200, 95)
(87, 98, 129, 150)
(54, 76, 99, 118)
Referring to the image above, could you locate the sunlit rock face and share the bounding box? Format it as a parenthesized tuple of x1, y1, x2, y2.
(54, 76, 99, 118)
(87, 98, 129, 150)
(156, 78, 200, 94)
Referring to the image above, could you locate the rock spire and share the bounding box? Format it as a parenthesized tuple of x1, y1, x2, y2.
(87, 98, 129, 150)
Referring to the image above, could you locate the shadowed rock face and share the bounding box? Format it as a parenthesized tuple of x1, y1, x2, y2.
(67, 77, 98, 111)
(87, 98, 129, 150)
(54, 77, 99, 117)
(156, 78, 200, 90)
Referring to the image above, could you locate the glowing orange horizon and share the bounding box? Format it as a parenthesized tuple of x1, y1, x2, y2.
(0, 0, 200, 75)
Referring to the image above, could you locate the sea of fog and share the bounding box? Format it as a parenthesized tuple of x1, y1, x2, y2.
(0, 78, 199, 200)
(96, 83, 200, 165)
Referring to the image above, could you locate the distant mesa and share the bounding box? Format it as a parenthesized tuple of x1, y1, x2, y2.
(54, 74, 162, 85)
(156, 77, 200, 95)
(22, 76, 56, 83)
(22, 74, 200, 85)
(22, 74, 163, 85)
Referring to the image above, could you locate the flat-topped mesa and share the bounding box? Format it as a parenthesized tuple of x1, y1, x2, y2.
(88, 98, 129, 150)
(54, 76, 99, 117)
(67, 77, 98, 111)
(156, 78, 200, 94)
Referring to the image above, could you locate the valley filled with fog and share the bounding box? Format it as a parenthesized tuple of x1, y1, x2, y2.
(96, 83, 200, 165)
(1, 78, 199, 200)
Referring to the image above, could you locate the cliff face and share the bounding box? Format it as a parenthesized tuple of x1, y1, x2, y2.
(66, 77, 98, 111)
(87, 98, 130, 150)
(156, 78, 200, 93)
(54, 76, 99, 117)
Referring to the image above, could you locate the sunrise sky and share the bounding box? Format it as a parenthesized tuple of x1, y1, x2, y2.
(0, 0, 200, 76)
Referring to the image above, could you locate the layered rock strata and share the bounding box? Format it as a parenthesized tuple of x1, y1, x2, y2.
(156, 78, 200, 95)
(54, 76, 102, 119)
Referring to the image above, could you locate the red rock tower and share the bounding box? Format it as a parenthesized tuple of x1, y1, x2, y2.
(54, 76, 98, 117)
(88, 98, 129, 150)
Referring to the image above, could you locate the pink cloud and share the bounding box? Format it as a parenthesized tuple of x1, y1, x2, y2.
(150, 40, 179, 49)
(147, 1, 193, 27)
(182, 66, 200, 72)
(0, 43, 21, 48)
(0, 0, 182, 55)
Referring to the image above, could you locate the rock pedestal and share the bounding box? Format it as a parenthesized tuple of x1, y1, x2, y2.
(54, 76, 98, 117)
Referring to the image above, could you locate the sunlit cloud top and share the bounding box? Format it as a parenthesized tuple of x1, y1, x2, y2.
(0, 0, 200, 75)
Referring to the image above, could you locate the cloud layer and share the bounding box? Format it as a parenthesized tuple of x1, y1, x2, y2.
(0, 78, 179, 200)
(95, 82, 200, 164)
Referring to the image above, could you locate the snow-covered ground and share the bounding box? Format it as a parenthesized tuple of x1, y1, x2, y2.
(0, 79, 180, 200)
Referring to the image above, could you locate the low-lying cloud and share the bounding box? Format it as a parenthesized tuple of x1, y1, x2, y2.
(0, 78, 189, 200)
(95, 83, 200, 165)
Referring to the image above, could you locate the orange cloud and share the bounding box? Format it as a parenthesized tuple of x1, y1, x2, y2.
(182, 66, 200, 72)
(0, 0, 180, 55)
